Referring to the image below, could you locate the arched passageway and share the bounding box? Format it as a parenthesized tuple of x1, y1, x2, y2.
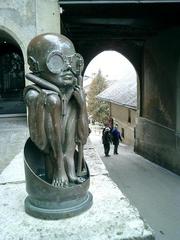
(84, 50, 138, 146)
(0, 30, 25, 115)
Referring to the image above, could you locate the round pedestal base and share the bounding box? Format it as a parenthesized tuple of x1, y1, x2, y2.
(25, 192, 93, 220)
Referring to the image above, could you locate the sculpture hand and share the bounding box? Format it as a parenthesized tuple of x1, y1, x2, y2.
(73, 86, 84, 108)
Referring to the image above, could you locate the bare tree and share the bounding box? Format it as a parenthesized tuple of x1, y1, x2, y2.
(87, 69, 109, 123)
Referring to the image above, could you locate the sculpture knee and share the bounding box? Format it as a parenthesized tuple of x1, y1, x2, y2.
(46, 94, 60, 112)
(25, 90, 39, 106)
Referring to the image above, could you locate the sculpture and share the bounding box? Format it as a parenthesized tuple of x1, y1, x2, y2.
(23, 33, 92, 219)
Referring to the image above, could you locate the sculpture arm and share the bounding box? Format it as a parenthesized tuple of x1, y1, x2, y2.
(26, 73, 61, 96)
(73, 86, 89, 145)
(24, 87, 47, 151)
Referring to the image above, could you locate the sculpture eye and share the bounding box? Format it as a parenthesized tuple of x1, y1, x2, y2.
(70, 53, 84, 73)
(46, 52, 64, 74)
(76, 53, 84, 72)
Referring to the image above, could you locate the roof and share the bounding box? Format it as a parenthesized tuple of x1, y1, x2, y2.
(96, 74, 137, 110)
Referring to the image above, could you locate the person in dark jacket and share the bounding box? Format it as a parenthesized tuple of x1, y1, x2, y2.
(111, 124, 122, 154)
(102, 127, 112, 157)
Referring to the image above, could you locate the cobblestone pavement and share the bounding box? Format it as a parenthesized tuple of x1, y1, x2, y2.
(0, 116, 28, 173)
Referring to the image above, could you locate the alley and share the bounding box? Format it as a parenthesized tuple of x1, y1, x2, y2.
(89, 129, 180, 240)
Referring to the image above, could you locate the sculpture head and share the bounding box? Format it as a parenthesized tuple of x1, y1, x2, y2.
(27, 33, 84, 87)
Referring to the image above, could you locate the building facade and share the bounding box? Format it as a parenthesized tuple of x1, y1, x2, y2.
(110, 103, 136, 145)
(97, 79, 137, 145)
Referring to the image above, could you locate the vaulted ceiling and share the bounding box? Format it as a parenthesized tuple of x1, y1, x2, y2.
(60, 1, 180, 42)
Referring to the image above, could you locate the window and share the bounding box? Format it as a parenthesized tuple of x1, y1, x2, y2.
(121, 128, 125, 138)
(128, 109, 131, 123)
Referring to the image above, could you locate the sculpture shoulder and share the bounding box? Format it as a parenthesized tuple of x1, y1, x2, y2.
(23, 84, 42, 97)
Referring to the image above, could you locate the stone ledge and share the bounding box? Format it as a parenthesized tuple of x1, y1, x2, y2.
(0, 143, 155, 240)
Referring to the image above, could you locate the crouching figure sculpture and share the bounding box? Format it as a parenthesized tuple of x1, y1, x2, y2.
(24, 33, 93, 219)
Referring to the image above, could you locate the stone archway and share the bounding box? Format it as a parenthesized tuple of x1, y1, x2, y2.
(84, 49, 139, 146)
(0, 30, 26, 115)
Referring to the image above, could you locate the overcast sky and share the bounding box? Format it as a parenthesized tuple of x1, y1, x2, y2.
(83, 51, 136, 84)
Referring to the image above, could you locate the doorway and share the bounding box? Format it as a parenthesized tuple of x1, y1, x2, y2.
(0, 32, 26, 115)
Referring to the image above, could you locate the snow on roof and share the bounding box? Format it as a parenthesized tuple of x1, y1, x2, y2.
(97, 75, 137, 109)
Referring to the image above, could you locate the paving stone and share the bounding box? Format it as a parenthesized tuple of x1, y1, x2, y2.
(0, 142, 155, 240)
(0, 175, 154, 240)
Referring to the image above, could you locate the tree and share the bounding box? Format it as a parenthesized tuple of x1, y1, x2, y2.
(87, 70, 110, 123)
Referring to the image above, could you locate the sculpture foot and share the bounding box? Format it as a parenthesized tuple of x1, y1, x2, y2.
(76, 176, 86, 183)
(52, 173, 69, 188)
(67, 168, 86, 184)
(68, 174, 86, 184)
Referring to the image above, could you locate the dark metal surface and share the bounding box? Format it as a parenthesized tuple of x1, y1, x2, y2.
(24, 33, 92, 219)
(24, 138, 92, 219)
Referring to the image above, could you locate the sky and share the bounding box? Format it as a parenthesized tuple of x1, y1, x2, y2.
(83, 50, 137, 87)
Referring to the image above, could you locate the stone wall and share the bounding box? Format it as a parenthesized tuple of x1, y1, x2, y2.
(135, 117, 180, 174)
(135, 28, 180, 175)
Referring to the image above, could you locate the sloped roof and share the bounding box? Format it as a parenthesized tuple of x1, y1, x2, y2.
(97, 75, 137, 110)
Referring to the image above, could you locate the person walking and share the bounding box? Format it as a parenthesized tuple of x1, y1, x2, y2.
(102, 126, 112, 157)
(111, 124, 122, 154)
